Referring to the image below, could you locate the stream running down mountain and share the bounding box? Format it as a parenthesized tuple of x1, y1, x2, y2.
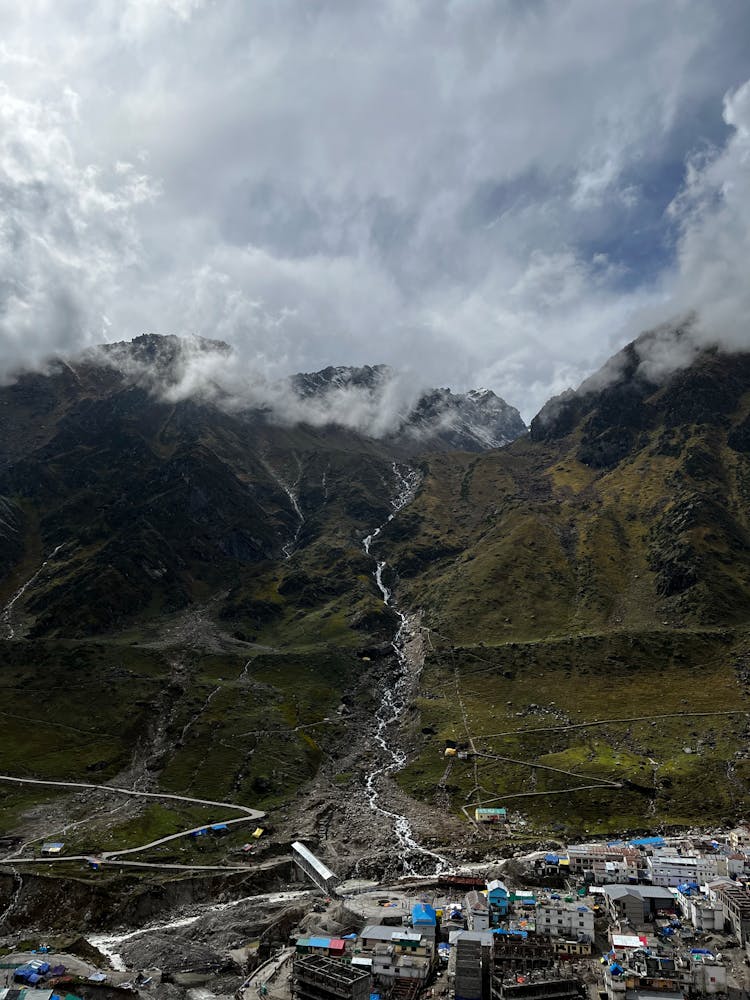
(362, 464, 447, 875)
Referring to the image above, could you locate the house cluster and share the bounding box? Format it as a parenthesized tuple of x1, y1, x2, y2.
(291, 881, 595, 1000)
(290, 825, 750, 1000)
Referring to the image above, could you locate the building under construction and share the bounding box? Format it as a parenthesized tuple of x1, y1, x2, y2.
(292, 955, 371, 1000)
(492, 936, 557, 975)
(490, 972, 584, 1000)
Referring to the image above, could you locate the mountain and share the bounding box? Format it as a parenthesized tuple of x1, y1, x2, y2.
(3, 330, 750, 861)
(0, 335, 528, 866)
(0, 337, 525, 639)
(382, 332, 750, 834)
(291, 362, 527, 451)
(395, 385, 526, 451)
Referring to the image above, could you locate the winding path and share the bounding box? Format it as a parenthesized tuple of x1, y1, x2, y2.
(0, 774, 264, 869)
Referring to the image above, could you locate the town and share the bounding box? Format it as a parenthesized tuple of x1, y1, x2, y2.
(276, 829, 750, 1000)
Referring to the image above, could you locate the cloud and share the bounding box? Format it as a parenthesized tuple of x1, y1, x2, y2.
(89, 334, 429, 437)
(0, 1, 748, 418)
(667, 80, 750, 352)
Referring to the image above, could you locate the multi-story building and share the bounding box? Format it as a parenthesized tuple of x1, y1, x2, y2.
(355, 925, 433, 983)
(647, 853, 719, 887)
(728, 826, 750, 851)
(491, 970, 583, 1000)
(602, 885, 675, 927)
(602, 947, 727, 1000)
(674, 885, 725, 933)
(566, 844, 641, 884)
(487, 880, 510, 918)
(709, 882, 750, 944)
(292, 955, 371, 1000)
(466, 891, 491, 932)
(451, 930, 494, 1000)
(411, 902, 437, 941)
(534, 901, 594, 943)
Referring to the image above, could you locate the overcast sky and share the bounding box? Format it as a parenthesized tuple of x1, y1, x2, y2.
(1, 0, 749, 417)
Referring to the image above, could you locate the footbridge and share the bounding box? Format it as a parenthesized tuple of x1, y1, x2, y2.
(291, 841, 339, 895)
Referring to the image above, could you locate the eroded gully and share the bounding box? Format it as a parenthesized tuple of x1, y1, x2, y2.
(362, 464, 446, 875)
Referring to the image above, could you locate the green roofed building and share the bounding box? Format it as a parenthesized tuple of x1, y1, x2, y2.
(474, 807, 507, 823)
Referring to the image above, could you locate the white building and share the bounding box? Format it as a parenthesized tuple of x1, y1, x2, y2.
(674, 886, 725, 933)
(465, 891, 490, 932)
(647, 853, 719, 887)
(566, 844, 640, 883)
(356, 926, 432, 983)
(535, 900, 594, 942)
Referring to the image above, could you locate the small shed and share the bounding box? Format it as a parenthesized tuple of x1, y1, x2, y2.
(41, 843, 64, 856)
(474, 808, 507, 823)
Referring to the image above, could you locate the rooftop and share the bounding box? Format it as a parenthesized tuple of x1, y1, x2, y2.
(291, 841, 337, 883)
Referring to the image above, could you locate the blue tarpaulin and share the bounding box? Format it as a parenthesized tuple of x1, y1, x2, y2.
(544, 853, 559, 864)
(412, 903, 437, 925)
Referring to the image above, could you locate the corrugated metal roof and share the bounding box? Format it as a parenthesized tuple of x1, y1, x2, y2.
(307, 937, 331, 949)
(291, 841, 337, 882)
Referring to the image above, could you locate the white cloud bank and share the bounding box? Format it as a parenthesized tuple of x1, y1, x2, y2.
(0, 0, 749, 419)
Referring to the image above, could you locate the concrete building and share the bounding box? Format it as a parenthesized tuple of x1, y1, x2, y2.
(535, 901, 593, 943)
(721, 852, 750, 877)
(728, 826, 750, 851)
(411, 902, 437, 941)
(647, 853, 719, 887)
(690, 953, 728, 995)
(356, 926, 432, 983)
(674, 886, 724, 933)
(602, 885, 675, 928)
(292, 955, 371, 1000)
(490, 971, 582, 1000)
(566, 844, 640, 884)
(466, 891, 491, 932)
(710, 882, 750, 944)
(491, 934, 556, 975)
(452, 930, 493, 1000)
(603, 947, 726, 1000)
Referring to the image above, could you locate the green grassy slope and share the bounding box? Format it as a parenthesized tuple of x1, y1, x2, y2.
(384, 348, 750, 833)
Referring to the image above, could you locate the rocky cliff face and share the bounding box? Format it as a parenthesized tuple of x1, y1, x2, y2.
(290, 363, 527, 451)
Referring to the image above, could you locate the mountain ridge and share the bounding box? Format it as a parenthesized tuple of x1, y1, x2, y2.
(3, 330, 750, 847)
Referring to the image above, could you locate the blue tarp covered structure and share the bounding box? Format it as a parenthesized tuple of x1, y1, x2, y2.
(412, 902, 437, 925)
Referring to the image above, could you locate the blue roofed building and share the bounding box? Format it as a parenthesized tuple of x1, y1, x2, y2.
(486, 879, 509, 918)
(412, 902, 437, 941)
